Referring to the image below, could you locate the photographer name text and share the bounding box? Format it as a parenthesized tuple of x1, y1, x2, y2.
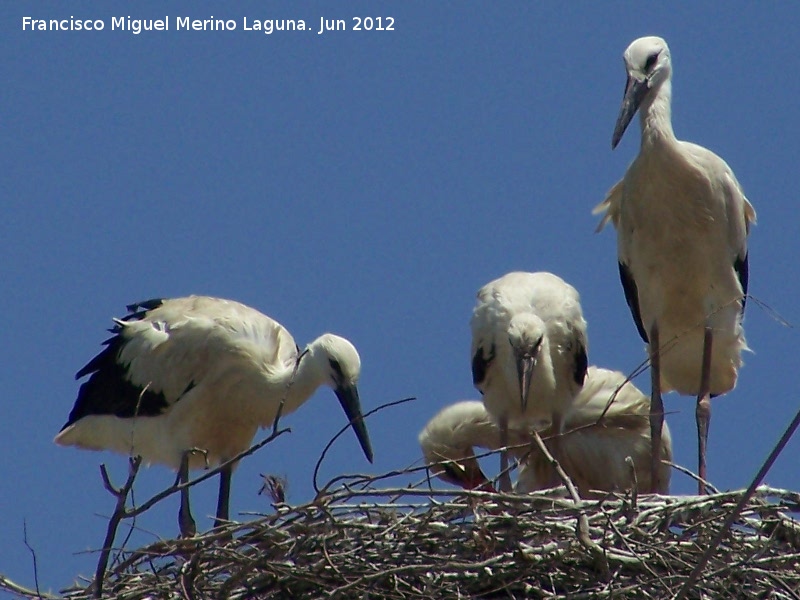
(22, 15, 395, 35)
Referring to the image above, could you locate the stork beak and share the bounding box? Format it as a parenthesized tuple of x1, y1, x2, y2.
(466, 461, 493, 491)
(334, 384, 374, 463)
(612, 75, 649, 149)
(516, 352, 537, 412)
(443, 459, 494, 492)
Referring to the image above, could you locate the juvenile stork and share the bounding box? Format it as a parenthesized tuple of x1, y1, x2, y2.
(55, 296, 374, 535)
(418, 367, 672, 495)
(596, 36, 756, 493)
(470, 272, 588, 490)
(418, 400, 524, 492)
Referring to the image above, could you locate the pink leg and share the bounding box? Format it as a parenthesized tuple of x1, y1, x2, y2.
(696, 326, 713, 495)
(498, 415, 512, 493)
(649, 323, 664, 494)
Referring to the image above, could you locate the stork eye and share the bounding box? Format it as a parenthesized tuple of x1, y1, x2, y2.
(644, 52, 659, 71)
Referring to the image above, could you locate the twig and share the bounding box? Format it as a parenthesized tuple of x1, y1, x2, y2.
(22, 520, 42, 599)
(0, 574, 59, 600)
(122, 426, 291, 521)
(94, 455, 142, 598)
(312, 396, 416, 493)
(666, 461, 719, 494)
(24, 480, 799, 599)
(674, 403, 800, 600)
(625, 457, 638, 509)
(748, 295, 794, 329)
(528, 430, 610, 576)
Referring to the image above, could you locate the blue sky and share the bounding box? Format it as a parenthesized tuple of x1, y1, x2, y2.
(3, 2, 798, 593)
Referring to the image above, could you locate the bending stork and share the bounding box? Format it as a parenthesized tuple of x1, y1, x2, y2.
(470, 271, 588, 490)
(419, 367, 672, 495)
(55, 296, 374, 535)
(596, 36, 755, 493)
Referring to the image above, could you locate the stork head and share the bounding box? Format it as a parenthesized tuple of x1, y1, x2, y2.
(612, 36, 672, 149)
(308, 334, 374, 463)
(418, 401, 496, 491)
(507, 313, 545, 412)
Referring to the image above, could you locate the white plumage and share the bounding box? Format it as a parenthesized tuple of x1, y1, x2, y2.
(418, 367, 672, 495)
(596, 36, 755, 492)
(418, 400, 514, 491)
(55, 296, 373, 535)
(471, 272, 588, 432)
(470, 271, 588, 492)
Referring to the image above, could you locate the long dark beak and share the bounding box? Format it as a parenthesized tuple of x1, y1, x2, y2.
(335, 384, 374, 463)
(516, 352, 537, 411)
(612, 75, 649, 149)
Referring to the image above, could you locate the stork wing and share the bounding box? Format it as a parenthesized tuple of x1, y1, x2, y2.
(471, 342, 494, 390)
(62, 296, 296, 429)
(723, 171, 756, 314)
(618, 261, 649, 343)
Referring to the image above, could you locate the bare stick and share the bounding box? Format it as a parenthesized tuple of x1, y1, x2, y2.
(667, 461, 719, 494)
(313, 397, 416, 494)
(0, 574, 59, 600)
(124, 426, 291, 521)
(528, 429, 610, 576)
(22, 520, 41, 599)
(674, 403, 800, 600)
(625, 457, 638, 509)
(94, 456, 142, 598)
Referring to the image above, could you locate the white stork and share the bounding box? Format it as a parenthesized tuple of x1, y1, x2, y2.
(418, 400, 521, 492)
(418, 367, 672, 495)
(470, 271, 588, 490)
(596, 36, 756, 493)
(55, 296, 374, 535)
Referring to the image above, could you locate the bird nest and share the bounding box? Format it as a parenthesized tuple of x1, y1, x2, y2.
(9, 478, 800, 600)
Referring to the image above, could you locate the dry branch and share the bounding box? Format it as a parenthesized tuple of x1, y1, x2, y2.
(5, 479, 798, 600)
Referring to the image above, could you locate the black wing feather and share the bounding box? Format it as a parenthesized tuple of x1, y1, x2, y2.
(618, 261, 648, 343)
(734, 253, 749, 314)
(471, 343, 494, 388)
(573, 340, 588, 387)
(122, 298, 165, 322)
(61, 301, 170, 430)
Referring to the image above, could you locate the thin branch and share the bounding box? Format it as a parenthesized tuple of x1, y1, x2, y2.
(675, 403, 800, 600)
(528, 430, 610, 576)
(666, 460, 719, 494)
(22, 520, 41, 599)
(313, 396, 416, 493)
(123, 426, 291, 521)
(94, 455, 142, 598)
(0, 574, 59, 600)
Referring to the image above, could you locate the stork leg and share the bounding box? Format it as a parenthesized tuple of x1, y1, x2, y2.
(648, 322, 664, 494)
(498, 415, 513, 493)
(214, 463, 233, 528)
(177, 451, 197, 537)
(696, 325, 713, 495)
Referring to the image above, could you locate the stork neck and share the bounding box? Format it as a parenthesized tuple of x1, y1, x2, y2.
(282, 350, 327, 409)
(638, 80, 676, 150)
(458, 412, 503, 452)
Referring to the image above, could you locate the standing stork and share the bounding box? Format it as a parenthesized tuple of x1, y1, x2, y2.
(55, 296, 374, 536)
(470, 272, 588, 490)
(596, 36, 756, 493)
(418, 367, 672, 495)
